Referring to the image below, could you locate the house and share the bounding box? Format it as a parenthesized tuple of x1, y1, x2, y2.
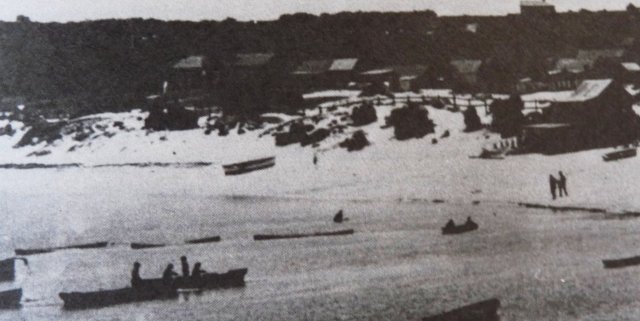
(327, 58, 360, 88)
(576, 49, 626, 67)
(391, 65, 431, 91)
(520, 0, 556, 17)
(450, 59, 483, 90)
(545, 69, 584, 91)
(290, 59, 335, 91)
(171, 55, 219, 95)
(521, 79, 639, 154)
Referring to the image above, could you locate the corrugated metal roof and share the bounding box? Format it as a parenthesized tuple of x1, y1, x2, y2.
(173, 56, 205, 69)
(554, 58, 589, 73)
(235, 53, 274, 67)
(450, 60, 482, 74)
(329, 58, 358, 71)
(361, 68, 394, 76)
(292, 60, 333, 75)
(558, 79, 613, 102)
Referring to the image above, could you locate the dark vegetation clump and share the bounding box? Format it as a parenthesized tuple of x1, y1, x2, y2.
(386, 102, 435, 140)
(351, 102, 377, 126)
(463, 106, 482, 132)
(144, 100, 199, 131)
(490, 95, 524, 137)
(339, 130, 369, 151)
(301, 128, 330, 146)
(275, 122, 309, 146)
(15, 121, 66, 147)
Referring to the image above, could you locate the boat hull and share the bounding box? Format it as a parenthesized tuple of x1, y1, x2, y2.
(174, 268, 248, 290)
(223, 157, 275, 176)
(423, 298, 500, 321)
(253, 229, 354, 241)
(603, 148, 637, 162)
(59, 280, 177, 310)
(603, 255, 640, 269)
(442, 223, 478, 235)
(0, 289, 22, 309)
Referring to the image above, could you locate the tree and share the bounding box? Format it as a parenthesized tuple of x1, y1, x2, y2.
(490, 95, 524, 137)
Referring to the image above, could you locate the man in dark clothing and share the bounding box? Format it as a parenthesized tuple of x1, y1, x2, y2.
(558, 171, 568, 197)
(191, 262, 207, 282)
(131, 262, 142, 288)
(445, 219, 455, 229)
(549, 174, 557, 200)
(162, 263, 178, 285)
(180, 256, 190, 278)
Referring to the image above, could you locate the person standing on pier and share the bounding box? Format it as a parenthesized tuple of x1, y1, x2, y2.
(549, 174, 557, 200)
(558, 171, 568, 197)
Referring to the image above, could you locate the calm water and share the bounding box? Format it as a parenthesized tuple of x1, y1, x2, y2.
(0, 167, 639, 320)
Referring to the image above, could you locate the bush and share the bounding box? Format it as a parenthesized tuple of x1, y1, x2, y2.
(351, 102, 377, 126)
(463, 106, 482, 132)
(144, 101, 199, 131)
(386, 103, 435, 140)
(301, 128, 330, 146)
(339, 130, 369, 151)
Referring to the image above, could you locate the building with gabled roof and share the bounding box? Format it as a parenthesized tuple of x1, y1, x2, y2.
(521, 79, 639, 154)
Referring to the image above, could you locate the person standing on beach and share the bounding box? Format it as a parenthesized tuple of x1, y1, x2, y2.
(549, 174, 557, 200)
(558, 171, 568, 197)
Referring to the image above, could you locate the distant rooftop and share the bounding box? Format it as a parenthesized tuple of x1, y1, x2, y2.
(559, 79, 613, 102)
(329, 58, 358, 71)
(450, 59, 482, 74)
(235, 53, 274, 67)
(520, 0, 554, 7)
(622, 62, 640, 72)
(292, 60, 333, 75)
(173, 55, 204, 69)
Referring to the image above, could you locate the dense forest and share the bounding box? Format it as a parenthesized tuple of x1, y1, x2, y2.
(1, 6, 640, 115)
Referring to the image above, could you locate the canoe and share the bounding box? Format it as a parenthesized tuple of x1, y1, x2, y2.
(223, 156, 275, 176)
(59, 268, 248, 309)
(423, 298, 500, 321)
(130, 243, 166, 250)
(0, 258, 28, 282)
(185, 236, 222, 244)
(0, 288, 22, 309)
(59, 279, 177, 310)
(15, 242, 109, 256)
(174, 268, 248, 290)
(253, 229, 354, 241)
(602, 255, 640, 269)
(442, 221, 478, 235)
(603, 148, 637, 162)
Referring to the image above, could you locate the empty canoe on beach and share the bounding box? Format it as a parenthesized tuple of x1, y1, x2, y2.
(185, 236, 222, 244)
(603, 148, 636, 162)
(174, 268, 248, 290)
(59, 280, 177, 310)
(254, 229, 354, 241)
(602, 255, 640, 269)
(0, 258, 28, 282)
(130, 243, 166, 250)
(441, 221, 478, 235)
(15, 242, 109, 256)
(223, 156, 275, 176)
(423, 298, 500, 321)
(0, 288, 22, 309)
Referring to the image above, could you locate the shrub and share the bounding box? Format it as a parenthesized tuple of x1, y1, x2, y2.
(386, 103, 435, 140)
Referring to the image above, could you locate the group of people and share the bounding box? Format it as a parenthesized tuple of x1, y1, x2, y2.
(131, 256, 207, 288)
(444, 216, 475, 229)
(548, 171, 568, 200)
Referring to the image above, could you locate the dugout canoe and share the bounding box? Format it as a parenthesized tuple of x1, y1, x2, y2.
(423, 298, 500, 321)
(441, 221, 478, 235)
(174, 268, 248, 290)
(223, 156, 275, 176)
(15, 242, 109, 256)
(602, 255, 640, 269)
(253, 229, 354, 241)
(59, 279, 177, 310)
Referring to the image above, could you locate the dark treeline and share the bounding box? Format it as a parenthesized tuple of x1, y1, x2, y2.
(2, 7, 640, 113)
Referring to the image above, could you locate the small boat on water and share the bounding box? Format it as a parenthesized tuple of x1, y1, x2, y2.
(185, 236, 222, 244)
(223, 156, 275, 176)
(253, 229, 354, 241)
(602, 255, 640, 269)
(603, 148, 637, 162)
(423, 298, 500, 321)
(130, 243, 166, 250)
(15, 242, 109, 256)
(441, 220, 478, 235)
(0, 288, 22, 309)
(59, 268, 248, 309)
(0, 258, 28, 282)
